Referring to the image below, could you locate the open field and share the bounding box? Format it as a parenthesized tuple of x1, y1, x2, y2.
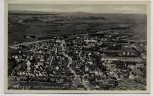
(8, 12, 146, 45)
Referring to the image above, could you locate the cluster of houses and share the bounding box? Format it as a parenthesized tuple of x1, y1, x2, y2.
(8, 32, 146, 90)
(65, 33, 146, 89)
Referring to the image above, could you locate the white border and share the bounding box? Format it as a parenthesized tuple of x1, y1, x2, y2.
(1, 0, 152, 95)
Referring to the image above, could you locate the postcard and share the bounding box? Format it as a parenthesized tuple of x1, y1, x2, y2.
(5, 0, 151, 94)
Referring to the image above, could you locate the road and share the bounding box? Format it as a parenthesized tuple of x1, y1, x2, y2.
(49, 56, 54, 65)
(49, 48, 55, 65)
(11, 63, 21, 76)
(60, 40, 90, 90)
(9, 39, 52, 48)
(106, 63, 123, 80)
(10, 58, 25, 76)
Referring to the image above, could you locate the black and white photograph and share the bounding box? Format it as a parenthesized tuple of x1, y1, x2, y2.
(5, 0, 150, 93)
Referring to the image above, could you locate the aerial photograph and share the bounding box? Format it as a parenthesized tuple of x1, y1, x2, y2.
(7, 3, 147, 91)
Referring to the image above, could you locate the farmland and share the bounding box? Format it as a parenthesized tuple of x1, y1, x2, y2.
(8, 12, 146, 45)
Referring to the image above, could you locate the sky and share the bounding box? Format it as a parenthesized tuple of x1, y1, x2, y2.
(8, 4, 147, 14)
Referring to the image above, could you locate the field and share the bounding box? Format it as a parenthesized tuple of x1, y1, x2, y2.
(8, 12, 147, 45)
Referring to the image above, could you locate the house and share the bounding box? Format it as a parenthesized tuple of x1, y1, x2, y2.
(128, 64, 136, 70)
(129, 72, 135, 79)
(84, 39, 97, 44)
(136, 63, 144, 69)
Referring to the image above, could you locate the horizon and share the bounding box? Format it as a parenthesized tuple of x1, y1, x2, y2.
(8, 4, 147, 14)
(8, 11, 147, 15)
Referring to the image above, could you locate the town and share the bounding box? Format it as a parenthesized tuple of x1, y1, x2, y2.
(8, 30, 146, 90)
